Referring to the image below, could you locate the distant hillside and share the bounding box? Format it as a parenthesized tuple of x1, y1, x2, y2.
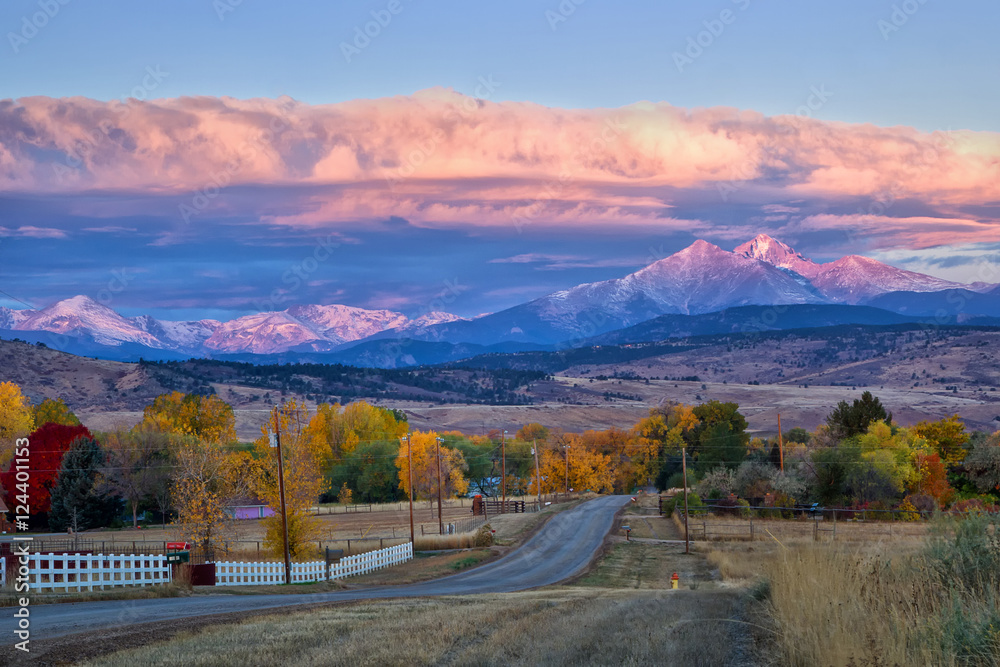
(0, 338, 546, 414)
(582, 304, 923, 346)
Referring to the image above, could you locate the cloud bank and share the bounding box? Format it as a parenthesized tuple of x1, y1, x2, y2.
(1, 89, 998, 248)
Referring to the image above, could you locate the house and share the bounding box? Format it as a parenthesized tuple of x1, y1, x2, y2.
(225, 498, 276, 520)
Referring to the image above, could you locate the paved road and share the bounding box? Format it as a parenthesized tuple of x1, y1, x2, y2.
(25, 495, 629, 640)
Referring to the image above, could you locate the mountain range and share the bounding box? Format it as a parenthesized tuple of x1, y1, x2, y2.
(3, 235, 998, 363)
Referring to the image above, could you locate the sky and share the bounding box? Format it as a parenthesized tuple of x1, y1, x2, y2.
(1, 0, 999, 321)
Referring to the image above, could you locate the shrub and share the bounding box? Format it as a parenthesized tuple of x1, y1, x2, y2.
(663, 492, 703, 516)
(896, 498, 920, 521)
(474, 524, 494, 547)
(905, 493, 936, 515)
(696, 467, 735, 500)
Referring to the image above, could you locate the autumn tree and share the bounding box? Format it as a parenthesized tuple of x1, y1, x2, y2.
(33, 398, 81, 428)
(140, 392, 237, 444)
(306, 400, 407, 469)
(910, 452, 953, 508)
(912, 415, 969, 465)
(0, 382, 35, 464)
(98, 428, 175, 528)
(396, 431, 469, 502)
(172, 440, 250, 559)
(0, 423, 91, 520)
(255, 400, 327, 558)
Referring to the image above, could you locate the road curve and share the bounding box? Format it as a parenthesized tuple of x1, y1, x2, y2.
(24, 495, 629, 640)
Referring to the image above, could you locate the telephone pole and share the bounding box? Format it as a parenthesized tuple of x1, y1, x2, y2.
(563, 444, 570, 494)
(501, 429, 507, 510)
(435, 436, 444, 535)
(402, 435, 414, 544)
(681, 445, 690, 555)
(532, 439, 542, 507)
(272, 406, 292, 585)
(777, 413, 784, 472)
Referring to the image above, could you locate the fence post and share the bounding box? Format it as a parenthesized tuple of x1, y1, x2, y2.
(749, 516, 754, 541)
(347, 539, 351, 554)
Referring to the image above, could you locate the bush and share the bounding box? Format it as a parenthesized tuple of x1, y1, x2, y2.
(905, 493, 936, 514)
(696, 467, 735, 500)
(474, 524, 494, 547)
(896, 498, 920, 521)
(663, 492, 703, 516)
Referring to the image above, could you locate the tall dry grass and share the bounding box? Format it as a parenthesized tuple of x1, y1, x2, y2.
(414, 524, 494, 551)
(763, 513, 1000, 667)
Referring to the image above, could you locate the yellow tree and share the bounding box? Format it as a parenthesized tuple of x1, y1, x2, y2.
(0, 382, 35, 464)
(395, 431, 469, 503)
(255, 400, 327, 558)
(140, 392, 237, 444)
(531, 432, 613, 494)
(306, 400, 407, 468)
(33, 397, 81, 427)
(912, 415, 970, 465)
(171, 440, 251, 559)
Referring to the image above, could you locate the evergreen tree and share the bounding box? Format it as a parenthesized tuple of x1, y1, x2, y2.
(49, 437, 121, 531)
(825, 391, 891, 439)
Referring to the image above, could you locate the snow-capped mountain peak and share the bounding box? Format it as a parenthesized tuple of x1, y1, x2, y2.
(734, 234, 821, 278)
(14, 295, 164, 348)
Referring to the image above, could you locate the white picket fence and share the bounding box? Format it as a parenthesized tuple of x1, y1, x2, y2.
(27, 553, 171, 592)
(215, 542, 413, 586)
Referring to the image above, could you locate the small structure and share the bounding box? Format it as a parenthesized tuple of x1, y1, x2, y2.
(226, 497, 276, 520)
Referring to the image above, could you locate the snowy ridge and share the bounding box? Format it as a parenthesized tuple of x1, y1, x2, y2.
(2, 235, 993, 354)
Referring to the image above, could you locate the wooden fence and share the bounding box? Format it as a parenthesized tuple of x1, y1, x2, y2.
(27, 553, 171, 592)
(214, 542, 413, 586)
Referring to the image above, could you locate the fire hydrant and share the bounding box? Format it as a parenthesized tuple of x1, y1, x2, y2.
(671, 572, 679, 590)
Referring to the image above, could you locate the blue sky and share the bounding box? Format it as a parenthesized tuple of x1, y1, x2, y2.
(1, 0, 998, 320)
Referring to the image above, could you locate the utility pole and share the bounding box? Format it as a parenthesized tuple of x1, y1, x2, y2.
(681, 445, 690, 555)
(435, 436, 444, 535)
(272, 406, 292, 585)
(402, 435, 414, 544)
(777, 413, 784, 472)
(532, 439, 542, 508)
(501, 429, 507, 511)
(564, 444, 570, 494)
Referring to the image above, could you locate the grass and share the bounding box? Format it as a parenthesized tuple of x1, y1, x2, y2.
(80, 589, 740, 667)
(347, 549, 494, 586)
(0, 582, 191, 607)
(706, 514, 1000, 667)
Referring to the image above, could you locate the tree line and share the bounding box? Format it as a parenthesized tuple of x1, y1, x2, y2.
(1, 381, 998, 559)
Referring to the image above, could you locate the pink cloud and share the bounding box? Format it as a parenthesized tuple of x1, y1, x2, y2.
(0, 91, 998, 245)
(0, 226, 68, 238)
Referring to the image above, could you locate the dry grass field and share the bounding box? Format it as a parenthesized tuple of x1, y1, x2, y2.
(79, 588, 741, 667)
